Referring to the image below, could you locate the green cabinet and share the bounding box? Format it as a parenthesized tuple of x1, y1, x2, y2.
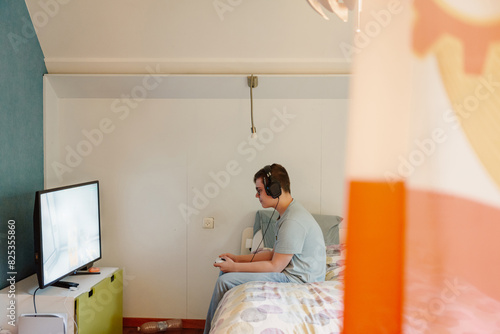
(75, 269, 123, 334)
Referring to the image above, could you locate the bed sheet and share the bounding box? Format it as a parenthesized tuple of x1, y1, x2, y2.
(210, 280, 344, 334)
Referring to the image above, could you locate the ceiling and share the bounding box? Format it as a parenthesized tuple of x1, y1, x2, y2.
(25, 0, 355, 74)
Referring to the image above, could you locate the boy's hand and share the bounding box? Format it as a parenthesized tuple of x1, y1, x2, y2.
(214, 256, 234, 272)
(219, 253, 238, 262)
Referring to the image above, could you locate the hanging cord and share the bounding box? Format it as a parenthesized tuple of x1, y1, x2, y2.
(250, 197, 280, 262)
(33, 287, 40, 313)
(250, 75, 254, 130)
(249, 74, 257, 136)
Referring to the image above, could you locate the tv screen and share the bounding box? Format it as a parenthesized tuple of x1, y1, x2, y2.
(33, 181, 101, 289)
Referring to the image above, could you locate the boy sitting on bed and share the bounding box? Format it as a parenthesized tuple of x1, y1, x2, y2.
(203, 163, 326, 334)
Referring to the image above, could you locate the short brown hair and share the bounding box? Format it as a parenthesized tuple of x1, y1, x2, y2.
(254, 163, 291, 194)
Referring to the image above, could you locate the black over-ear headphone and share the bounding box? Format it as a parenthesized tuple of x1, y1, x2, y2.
(263, 165, 282, 199)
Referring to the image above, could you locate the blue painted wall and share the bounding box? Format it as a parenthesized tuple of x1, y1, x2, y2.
(0, 1, 47, 289)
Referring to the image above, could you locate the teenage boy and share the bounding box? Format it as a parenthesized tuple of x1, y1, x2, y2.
(203, 163, 326, 334)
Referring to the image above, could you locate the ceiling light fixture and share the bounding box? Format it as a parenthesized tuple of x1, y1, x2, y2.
(248, 74, 258, 139)
(306, 0, 361, 31)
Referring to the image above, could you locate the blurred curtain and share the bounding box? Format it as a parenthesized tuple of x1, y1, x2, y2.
(342, 0, 500, 333)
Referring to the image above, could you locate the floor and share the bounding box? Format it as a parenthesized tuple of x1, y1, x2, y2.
(123, 327, 203, 334)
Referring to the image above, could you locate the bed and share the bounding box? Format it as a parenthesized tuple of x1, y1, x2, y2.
(210, 210, 346, 334)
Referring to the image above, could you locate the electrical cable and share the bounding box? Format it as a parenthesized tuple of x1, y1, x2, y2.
(249, 74, 257, 137)
(64, 292, 78, 334)
(33, 287, 40, 313)
(32, 287, 74, 334)
(250, 75, 254, 127)
(250, 197, 279, 262)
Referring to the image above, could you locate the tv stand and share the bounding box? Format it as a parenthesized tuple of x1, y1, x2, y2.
(52, 280, 79, 289)
(0, 267, 122, 334)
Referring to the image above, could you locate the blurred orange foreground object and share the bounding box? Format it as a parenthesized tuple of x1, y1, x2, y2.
(343, 181, 405, 333)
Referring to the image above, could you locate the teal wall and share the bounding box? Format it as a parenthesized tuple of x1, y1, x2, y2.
(0, 1, 47, 289)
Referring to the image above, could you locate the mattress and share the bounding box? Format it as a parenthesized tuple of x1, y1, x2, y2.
(210, 280, 344, 334)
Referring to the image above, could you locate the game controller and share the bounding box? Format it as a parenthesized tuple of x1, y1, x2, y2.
(214, 257, 226, 264)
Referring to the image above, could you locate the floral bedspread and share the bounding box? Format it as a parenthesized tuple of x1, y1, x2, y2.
(210, 280, 344, 334)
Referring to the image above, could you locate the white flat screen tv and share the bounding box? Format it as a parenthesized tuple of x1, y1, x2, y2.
(33, 180, 102, 289)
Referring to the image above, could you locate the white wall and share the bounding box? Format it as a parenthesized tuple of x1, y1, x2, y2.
(43, 74, 349, 319)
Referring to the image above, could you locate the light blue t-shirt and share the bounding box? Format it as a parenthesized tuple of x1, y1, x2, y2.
(273, 200, 326, 283)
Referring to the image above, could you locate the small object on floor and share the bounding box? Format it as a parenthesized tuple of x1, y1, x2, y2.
(137, 319, 182, 333)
